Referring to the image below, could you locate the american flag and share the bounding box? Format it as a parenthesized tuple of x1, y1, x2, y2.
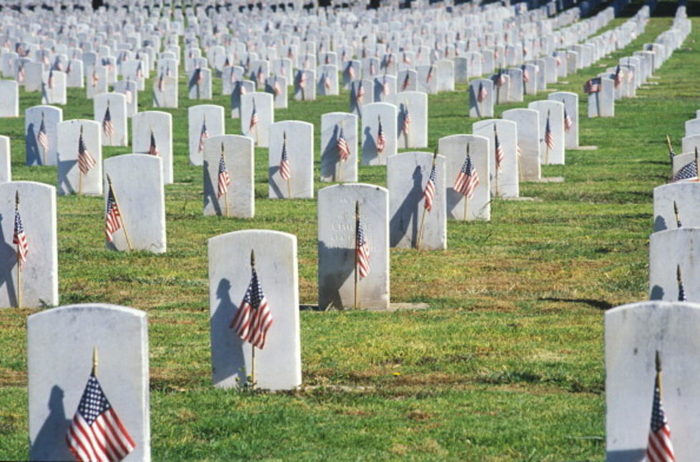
(401, 72, 410, 91)
(77, 128, 96, 176)
(272, 79, 281, 97)
(157, 73, 164, 92)
(564, 108, 573, 132)
(194, 67, 203, 86)
(198, 119, 209, 153)
(13, 198, 28, 268)
(217, 149, 230, 198)
(494, 126, 504, 171)
(66, 61, 72, 74)
(337, 127, 350, 162)
(402, 52, 411, 65)
(646, 359, 675, 462)
(401, 106, 411, 136)
(297, 70, 307, 89)
(375, 117, 386, 154)
(584, 79, 600, 94)
(369, 60, 377, 76)
(104, 182, 122, 242)
(677, 265, 686, 301)
(477, 82, 488, 103)
(249, 100, 259, 132)
(423, 162, 437, 212)
(135, 61, 144, 80)
(229, 265, 274, 349)
(256, 67, 264, 86)
(17, 64, 25, 82)
(147, 130, 159, 156)
(279, 134, 291, 180)
(355, 209, 370, 279)
(124, 90, 133, 105)
(47, 70, 54, 89)
(544, 114, 554, 150)
(91, 70, 99, 87)
(102, 106, 114, 139)
(66, 373, 136, 462)
(426, 65, 434, 83)
(673, 159, 698, 182)
(380, 77, 389, 96)
(454, 151, 480, 199)
(37, 116, 49, 153)
(495, 70, 507, 88)
(522, 66, 530, 83)
(355, 81, 365, 104)
(322, 73, 331, 91)
(613, 65, 622, 88)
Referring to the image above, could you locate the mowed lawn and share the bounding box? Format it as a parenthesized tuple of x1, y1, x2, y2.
(0, 12, 697, 460)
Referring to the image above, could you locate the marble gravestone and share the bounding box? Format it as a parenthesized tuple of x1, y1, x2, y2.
(189, 105, 225, 166)
(416, 65, 438, 94)
(522, 63, 537, 95)
(203, 135, 254, 218)
(373, 75, 396, 103)
(650, 228, 700, 302)
(86, 66, 108, 99)
(268, 120, 313, 199)
(350, 79, 374, 116)
(681, 135, 700, 154)
(393, 91, 428, 149)
(28, 304, 150, 461)
(56, 120, 102, 196)
(505, 68, 524, 102)
(41, 71, 66, 105)
(22, 62, 44, 92)
(241, 93, 274, 148)
(294, 69, 316, 102)
(188, 67, 212, 100)
(222, 65, 244, 95)
(388, 152, 447, 250)
(132, 111, 173, 184)
(529, 100, 565, 165)
(397, 70, 418, 93)
(208, 230, 301, 391)
(588, 77, 615, 118)
(317, 184, 390, 310)
(265, 75, 288, 109)
(65, 59, 84, 88)
(502, 108, 542, 182)
(605, 301, 700, 461)
(152, 74, 178, 108)
(25, 105, 62, 166)
(473, 119, 519, 198)
(94, 93, 128, 147)
(0, 80, 19, 117)
(468, 79, 495, 118)
(684, 118, 700, 137)
(0, 181, 58, 308)
(320, 112, 358, 183)
(113, 80, 138, 117)
(342, 61, 361, 88)
(317, 65, 339, 96)
(549, 91, 579, 149)
(438, 134, 491, 221)
(230, 80, 256, 119)
(103, 154, 166, 253)
(0, 136, 10, 183)
(652, 182, 700, 232)
(361, 102, 398, 166)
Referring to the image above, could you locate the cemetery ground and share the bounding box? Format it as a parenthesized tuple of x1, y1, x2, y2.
(0, 14, 696, 461)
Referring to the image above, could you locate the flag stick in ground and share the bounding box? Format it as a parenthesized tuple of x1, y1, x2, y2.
(283, 132, 292, 197)
(666, 134, 674, 164)
(250, 249, 257, 387)
(354, 201, 360, 310)
(78, 126, 84, 195)
(417, 149, 438, 250)
(92, 346, 99, 376)
(40, 112, 48, 166)
(464, 144, 470, 220)
(14, 191, 22, 308)
(596, 90, 601, 117)
(337, 123, 344, 182)
(106, 175, 133, 251)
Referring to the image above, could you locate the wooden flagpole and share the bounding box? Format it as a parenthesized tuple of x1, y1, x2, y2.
(416, 149, 438, 250)
(107, 101, 113, 146)
(78, 125, 84, 195)
(337, 123, 344, 183)
(655, 350, 662, 395)
(92, 346, 99, 377)
(107, 174, 133, 251)
(494, 124, 501, 197)
(41, 112, 48, 166)
(250, 249, 256, 388)
(354, 201, 359, 310)
(15, 191, 22, 308)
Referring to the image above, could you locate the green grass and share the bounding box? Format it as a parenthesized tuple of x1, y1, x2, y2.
(0, 13, 697, 460)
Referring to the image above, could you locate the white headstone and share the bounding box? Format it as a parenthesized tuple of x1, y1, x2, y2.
(0, 181, 58, 308)
(468, 79, 495, 118)
(103, 154, 166, 253)
(268, 121, 314, 199)
(361, 102, 398, 166)
(393, 91, 428, 149)
(28, 304, 150, 461)
(548, 91, 579, 149)
(388, 152, 447, 250)
(0, 136, 10, 183)
(57, 120, 102, 196)
(653, 182, 700, 232)
(208, 230, 301, 391)
(189, 105, 225, 166)
(0, 80, 19, 117)
(94, 93, 128, 146)
(241, 93, 274, 148)
(132, 111, 173, 184)
(203, 135, 254, 218)
(317, 183, 390, 310)
(502, 108, 542, 182)
(320, 112, 358, 183)
(529, 100, 565, 165)
(473, 119, 520, 198)
(25, 105, 62, 166)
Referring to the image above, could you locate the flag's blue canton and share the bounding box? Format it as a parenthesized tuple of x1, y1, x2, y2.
(77, 375, 112, 425)
(244, 269, 265, 309)
(673, 161, 697, 181)
(650, 383, 668, 433)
